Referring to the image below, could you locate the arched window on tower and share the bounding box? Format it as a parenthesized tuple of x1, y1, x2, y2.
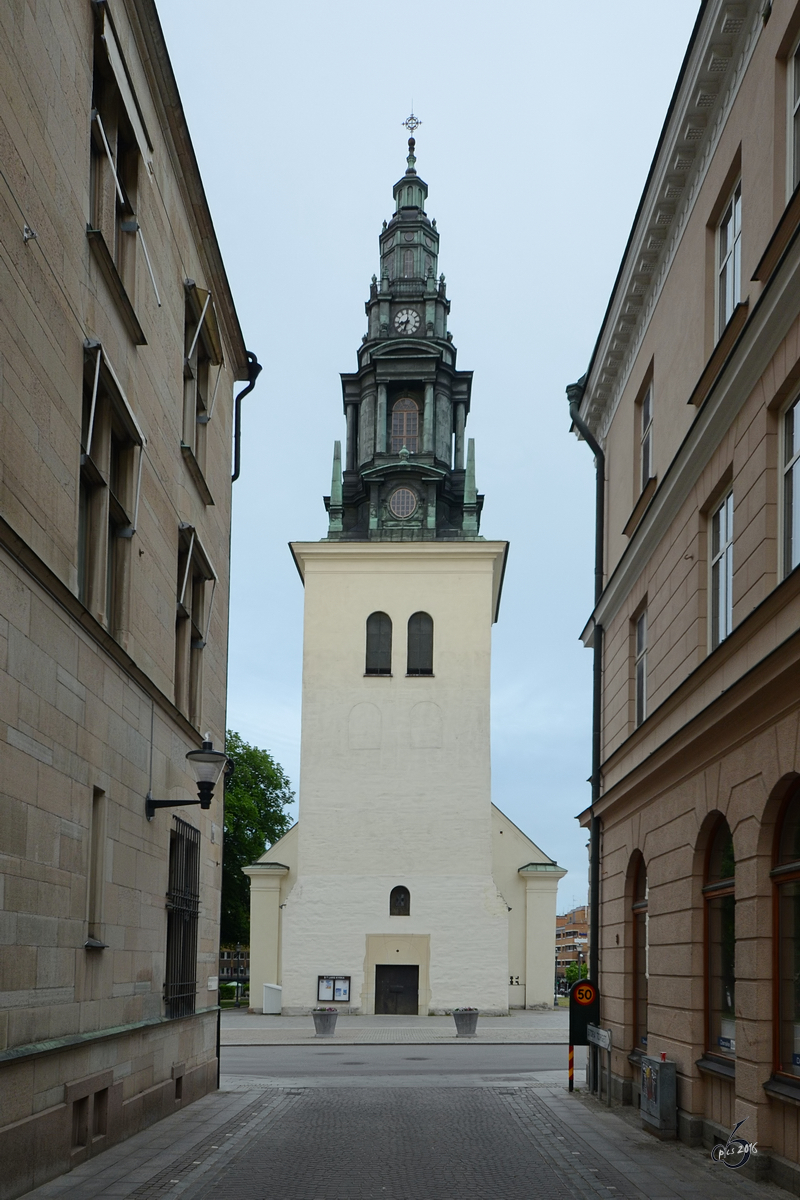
(365, 612, 392, 675)
(774, 781, 800, 1079)
(403, 249, 413, 276)
(704, 817, 735, 1061)
(407, 612, 433, 676)
(390, 886, 410, 916)
(391, 398, 418, 453)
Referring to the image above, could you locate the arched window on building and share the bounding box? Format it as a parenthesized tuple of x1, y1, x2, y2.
(391, 397, 418, 453)
(774, 782, 800, 1080)
(631, 853, 648, 1054)
(390, 886, 410, 916)
(407, 612, 433, 676)
(365, 612, 392, 675)
(704, 817, 735, 1060)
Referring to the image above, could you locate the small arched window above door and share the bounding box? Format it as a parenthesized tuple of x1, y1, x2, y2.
(365, 612, 392, 675)
(391, 397, 418, 453)
(390, 886, 410, 916)
(407, 612, 433, 676)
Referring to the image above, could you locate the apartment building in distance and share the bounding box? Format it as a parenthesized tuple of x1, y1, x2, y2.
(568, 0, 800, 1184)
(0, 2, 252, 1195)
(555, 905, 589, 987)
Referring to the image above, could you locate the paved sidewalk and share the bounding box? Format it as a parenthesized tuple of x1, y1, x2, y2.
(19, 1075, 793, 1200)
(221, 1006, 570, 1045)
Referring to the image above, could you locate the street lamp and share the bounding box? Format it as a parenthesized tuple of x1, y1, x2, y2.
(145, 737, 229, 821)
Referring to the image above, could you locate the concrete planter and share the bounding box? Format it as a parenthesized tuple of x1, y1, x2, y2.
(312, 1009, 338, 1037)
(453, 1008, 479, 1037)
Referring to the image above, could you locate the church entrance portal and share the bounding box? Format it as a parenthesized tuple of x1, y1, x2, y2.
(375, 964, 419, 1015)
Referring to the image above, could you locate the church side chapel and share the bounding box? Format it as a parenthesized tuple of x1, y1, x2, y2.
(246, 127, 565, 1015)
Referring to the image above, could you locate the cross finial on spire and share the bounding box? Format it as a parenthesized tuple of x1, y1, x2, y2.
(402, 111, 421, 134)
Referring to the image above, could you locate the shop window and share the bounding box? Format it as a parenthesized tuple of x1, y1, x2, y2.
(365, 612, 392, 675)
(704, 818, 736, 1060)
(632, 854, 648, 1053)
(407, 612, 433, 675)
(773, 782, 800, 1080)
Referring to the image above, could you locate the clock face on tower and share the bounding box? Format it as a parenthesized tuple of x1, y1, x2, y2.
(394, 308, 420, 335)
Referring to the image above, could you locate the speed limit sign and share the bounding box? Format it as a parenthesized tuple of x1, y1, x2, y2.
(569, 979, 600, 1043)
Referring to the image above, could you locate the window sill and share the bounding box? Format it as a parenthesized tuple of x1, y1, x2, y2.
(87, 228, 146, 346)
(696, 1055, 735, 1080)
(364, 673, 392, 678)
(753, 175, 800, 284)
(406, 672, 434, 678)
(180, 443, 215, 506)
(764, 1076, 800, 1106)
(687, 300, 749, 409)
(622, 476, 657, 538)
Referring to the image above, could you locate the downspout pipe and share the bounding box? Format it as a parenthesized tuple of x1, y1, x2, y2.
(567, 379, 604, 990)
(231, 351, 263, 483)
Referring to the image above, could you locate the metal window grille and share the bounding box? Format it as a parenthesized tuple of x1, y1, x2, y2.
(164, 817, 200, 1019)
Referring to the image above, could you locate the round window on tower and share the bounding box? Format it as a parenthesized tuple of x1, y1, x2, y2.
(389, 488, 417, 519)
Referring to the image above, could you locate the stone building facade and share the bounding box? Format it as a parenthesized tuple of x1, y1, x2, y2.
(569, 0, 800, 1183)
(0, 2, 251, 1195)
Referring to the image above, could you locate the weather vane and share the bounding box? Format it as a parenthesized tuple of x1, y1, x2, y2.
(402, 111, 422, 134)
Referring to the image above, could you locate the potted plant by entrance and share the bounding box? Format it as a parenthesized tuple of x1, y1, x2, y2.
(312, 1006, 338, 1037)
(452, 1007, 479, 1037)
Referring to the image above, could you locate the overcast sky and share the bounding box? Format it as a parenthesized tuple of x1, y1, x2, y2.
(158, 0, 701, 908)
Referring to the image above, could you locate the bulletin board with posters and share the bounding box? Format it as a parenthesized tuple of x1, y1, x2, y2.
(317, 976, 351, 1002)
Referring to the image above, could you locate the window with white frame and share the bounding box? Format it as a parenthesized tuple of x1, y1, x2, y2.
(640, 384, 653, 492)
(89, 4, 160, 305)
(174, 523, 217, 726)
(183, 281, 223, 487)
(717, 182, 742, 334)
(634, 609, 647, 728)
(784, 396, 800, 576)
(79, 342, 144, 637)
(790, 37, 800, 195)
(710, 491, 734, 648)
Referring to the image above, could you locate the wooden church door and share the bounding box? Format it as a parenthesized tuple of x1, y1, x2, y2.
(375, 964, 419, 1014)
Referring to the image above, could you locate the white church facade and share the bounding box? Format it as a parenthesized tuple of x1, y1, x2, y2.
(246, 134, 565, 1015)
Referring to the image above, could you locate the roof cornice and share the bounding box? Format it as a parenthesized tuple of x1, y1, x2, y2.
(579, 0, 763, 443)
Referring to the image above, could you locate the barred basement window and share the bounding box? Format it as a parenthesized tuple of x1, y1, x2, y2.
(164, 817, 200, 1019)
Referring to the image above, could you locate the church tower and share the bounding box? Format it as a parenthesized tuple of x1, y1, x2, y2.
(246, 134, 564, 1017)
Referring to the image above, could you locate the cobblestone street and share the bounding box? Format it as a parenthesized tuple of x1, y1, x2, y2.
(18, 1044, 795, 1200)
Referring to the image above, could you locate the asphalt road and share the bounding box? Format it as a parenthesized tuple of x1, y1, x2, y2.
(221, 1041, 573, 1088)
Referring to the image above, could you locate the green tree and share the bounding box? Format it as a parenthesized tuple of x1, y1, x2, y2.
(221, 731, 294, 944)
(564, 960, 589, 988)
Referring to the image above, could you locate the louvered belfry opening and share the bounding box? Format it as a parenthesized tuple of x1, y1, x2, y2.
(407, 611, 433, 675)
(164, 816, 201, 1019)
